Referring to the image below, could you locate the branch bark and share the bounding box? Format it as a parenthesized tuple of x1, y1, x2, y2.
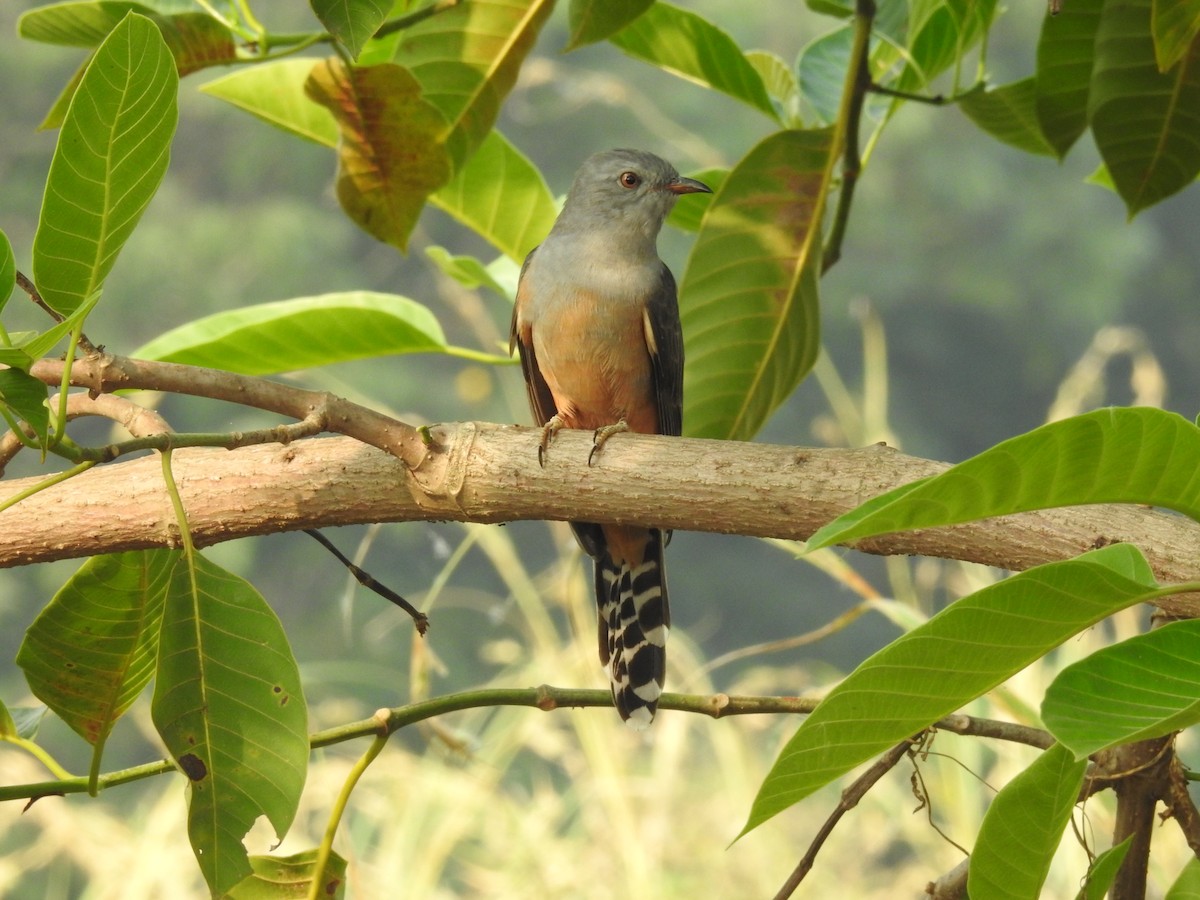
(3, 417, 1200, 617)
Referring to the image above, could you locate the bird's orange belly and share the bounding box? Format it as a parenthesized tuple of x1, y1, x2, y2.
(532, 297, 658, 434)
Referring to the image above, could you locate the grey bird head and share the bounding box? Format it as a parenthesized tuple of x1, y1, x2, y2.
(552, 148, 711, 241)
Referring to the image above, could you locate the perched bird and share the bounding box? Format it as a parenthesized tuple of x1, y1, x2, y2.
(509, 149, 711, 728)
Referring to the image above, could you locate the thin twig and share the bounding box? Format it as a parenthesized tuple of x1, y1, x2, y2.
(305, 528, 429, 634)
(772, 736, 918, 900)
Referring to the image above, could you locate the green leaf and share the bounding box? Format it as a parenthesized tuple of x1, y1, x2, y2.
(610, 1, 779, 121)
(0, 705, 48, 740)
(430, 129, 557, 261)
(797, 26, 853, 125)
(745, 50, 800, 125)
(0, 229, 14, 317)
(1089, 0, 1200, 215)
(741, 543, 1157, 834)
(32, 13, 178, 315)
(311, 0, 389, 60)
(0, 700, 16, 739)
(200, 60, 338, 147)
(17, 551, 175, 748)
(425, 247, 512, 297)
(393, 0, 556, 168)
(959, 78, 1057, 156)
(1152, 0, 1200, 71)
(1167, 858, 1200, 898)
(133, 292, 452, 375)
(305, 58, 452, 252)
(808, 408, 1200, 550)
(1043, 621, 1200, 757)
(565, 0, 653, 50)
(9, 287, 103, 368)
(227, 849, 347, 900)
(680, 129, 831, 441)
(1077, 837, 1134, 900)
(1035, 0, 1104, 157)
(967, 743, 1088, 900)
(152, 553, 308, 897)
(0, 369, 50, 447)
(899, 0, 999, 92)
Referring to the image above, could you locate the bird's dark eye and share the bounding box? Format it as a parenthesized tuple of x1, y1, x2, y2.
(619, 171, 641, 189)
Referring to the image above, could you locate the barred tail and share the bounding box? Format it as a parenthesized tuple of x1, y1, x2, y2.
(595, 530, 670, 730)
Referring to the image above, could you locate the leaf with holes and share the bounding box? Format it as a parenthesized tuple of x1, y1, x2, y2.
(152, 553, 308, 897)
(227, 849, 348, 899)
(32, 13, 177, 315)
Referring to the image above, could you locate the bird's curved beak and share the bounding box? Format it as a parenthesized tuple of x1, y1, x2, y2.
(667, 176, 712, 195)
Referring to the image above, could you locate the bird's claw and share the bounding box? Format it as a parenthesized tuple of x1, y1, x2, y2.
(588, 418, 629, 466)
(538, 415, 565, 467)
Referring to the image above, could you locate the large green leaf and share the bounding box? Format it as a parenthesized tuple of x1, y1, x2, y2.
(430, 129, 557, 262)
(132, 292, 495, 374)
(1089, 0, 1200, 215)
(680, 129, 831, 441)
(1167, 858, 1200, 898)
(311, 0, 389, 60)
(609, 1, 778, 121)
(32, 13, 178, 315)
(393, 0, 555, 168)
(17, 551, 175, 750)
(1035, 0, 1104, 158)
(741, 543, 1157, 834)
(807, 407, 1200, 550)
(564, 0, 653, 50)
(967, 743, 1088, 900)
(305, 58, 452, 252)
(1152, 0, 1200, 71)
(200, 60, 339, 147)
(152, 553, 308, 897)
(1043, 620, 1200, 757)
(959, 78, 1056, 156)
(797, 26, 854, 126)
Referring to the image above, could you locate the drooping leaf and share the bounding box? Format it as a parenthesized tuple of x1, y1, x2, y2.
(0, 369, 50, 447)
(305, 58, 452, 252)
(1089, 0, 1200, 215)
(1152, 0, 1200, 71)
(227, 849, 348, 900)
(959, 78, 1057, 156)
(393, 0, 555, 168)
(32, 13, 178, 315)
(311, 0, 389, 59)
(430, 130, 557, 261)
(741, 543, 1157, 834)
(200, 60, 339, 147)
(17, 551, 176, 749)
(807, 408, 1200, 550)
(1035, 0, 1104, 157)
(1077, 838, 1134, 900)
(1043, 620, 1200, 757)
(0, 229, 14, 317)
(564, 0, 653, 50)
(133, 292, 471, 374)
(152, 553, 308, 897)
(680, 129, 831, 441)
(967, 743, 1088, 900)
(610, 1, 779, 121)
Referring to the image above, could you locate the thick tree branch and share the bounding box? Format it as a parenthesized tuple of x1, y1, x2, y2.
(3, 421, 1200, 615)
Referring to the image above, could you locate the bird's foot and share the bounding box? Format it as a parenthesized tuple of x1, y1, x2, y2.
(589, 418, 629, 466)
(538, 415, 566, 467)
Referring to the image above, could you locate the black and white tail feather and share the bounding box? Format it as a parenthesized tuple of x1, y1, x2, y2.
(594, 530, 671, 730)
